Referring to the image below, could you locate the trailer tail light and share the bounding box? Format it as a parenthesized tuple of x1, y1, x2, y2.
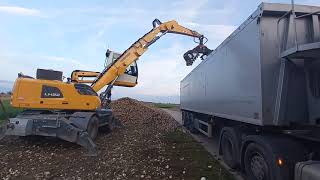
(277, 158, 284, 166)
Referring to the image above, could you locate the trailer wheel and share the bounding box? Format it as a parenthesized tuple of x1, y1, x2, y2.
(220, 127, 240, 169)
(182, 111, 186, 126)
(244, 143, 272, 180)
(187, 112, 198, 133)
(87, 116, 99, 140)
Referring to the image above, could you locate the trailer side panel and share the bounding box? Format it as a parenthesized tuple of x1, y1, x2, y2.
(181, 15, 263, 125)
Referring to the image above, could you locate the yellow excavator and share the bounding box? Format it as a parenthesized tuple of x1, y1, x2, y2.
(0, 19, 212, 155)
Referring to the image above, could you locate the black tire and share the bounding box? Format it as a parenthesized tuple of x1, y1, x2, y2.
(99, 117, 116, 133)
(244, 143, 274, 180)
(107, 117, 115, 131)
(243, 136, 306, 180)
(87, 116, 99, 140)
(186, 112, 197, 133)
(182, 111, 187, 126)
(220, 128, 240, 169)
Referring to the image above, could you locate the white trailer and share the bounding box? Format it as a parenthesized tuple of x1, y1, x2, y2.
(180, 3, 320, 180)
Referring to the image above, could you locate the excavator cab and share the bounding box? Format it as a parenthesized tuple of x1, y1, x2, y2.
(71, 49, 138, 87)
(105, 49, 138, 87)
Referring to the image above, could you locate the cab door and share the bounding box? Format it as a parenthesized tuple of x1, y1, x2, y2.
(105, 50, 138, 87)
(114, 61, 138, 87)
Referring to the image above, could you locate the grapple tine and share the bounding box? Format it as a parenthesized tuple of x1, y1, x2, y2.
(183, 36, 212, 66)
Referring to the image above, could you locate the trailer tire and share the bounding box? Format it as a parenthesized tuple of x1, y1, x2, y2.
(187, 112, 198, 133)
(87, 116, 99, 140)
(221, 127, 240, 169)
(244, 143, 274, 180)
(242, 136, 306, 180)
(182, 111, 187, 126)
(185, 111, 192, 129)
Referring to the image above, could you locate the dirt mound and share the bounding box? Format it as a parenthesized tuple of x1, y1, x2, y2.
(0, 97, 180, 179)
(111, 97, 178, 133)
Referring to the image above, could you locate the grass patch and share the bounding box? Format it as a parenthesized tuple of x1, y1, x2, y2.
(0, 100, 21, 122)
(163, 129, 235, 180)
(153, 103, 178, 109)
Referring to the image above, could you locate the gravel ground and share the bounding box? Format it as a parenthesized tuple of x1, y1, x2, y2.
(0, 98, 181, 179)
(0, 98, 233, 180)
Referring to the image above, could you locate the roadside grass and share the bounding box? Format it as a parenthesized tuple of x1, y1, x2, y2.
(163, 129, 235, 180)
(153, 103, 178, 109)
(0, 100, 21, 123)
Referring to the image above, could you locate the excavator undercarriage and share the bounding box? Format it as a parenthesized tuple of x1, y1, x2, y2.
(4, 108, 114, 156)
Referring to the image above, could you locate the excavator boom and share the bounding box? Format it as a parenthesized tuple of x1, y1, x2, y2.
(91, 19, 211, 92)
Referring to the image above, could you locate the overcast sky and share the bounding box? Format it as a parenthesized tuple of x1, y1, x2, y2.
(0, 0, 319, 103)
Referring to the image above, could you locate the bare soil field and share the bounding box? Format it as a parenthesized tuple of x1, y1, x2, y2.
(0, 98, 234, 180)
(147, 102, 180, 112)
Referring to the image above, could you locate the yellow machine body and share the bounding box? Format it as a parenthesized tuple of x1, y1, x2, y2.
(11, 78, 101, 110)
(10, 19, 209, 111)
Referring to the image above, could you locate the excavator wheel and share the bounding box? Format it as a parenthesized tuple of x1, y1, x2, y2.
(87, 116, 99, 140)
(99, 116, 116, 133)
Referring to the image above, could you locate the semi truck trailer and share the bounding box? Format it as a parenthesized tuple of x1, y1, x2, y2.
(180, 2, 320, 180)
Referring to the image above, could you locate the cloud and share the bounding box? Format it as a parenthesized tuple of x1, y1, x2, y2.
(0, 53, 94, 81)
(183, 22, 236, 47)
(298, 0, 320, 6)
(39, 55, 87, 69)
(0, 6, 41, 16)
(40, 0, 211, 30)
(185, 22, 236, 38)
(0, 80, 13, 93)
(170, 0, 209, 21)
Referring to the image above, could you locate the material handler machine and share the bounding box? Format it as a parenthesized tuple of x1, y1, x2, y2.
(0, 19, 212, 156)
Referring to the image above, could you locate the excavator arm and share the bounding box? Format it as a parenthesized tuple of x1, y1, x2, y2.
(71, 70, 100, 83)
(91, 19, 212, 92)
